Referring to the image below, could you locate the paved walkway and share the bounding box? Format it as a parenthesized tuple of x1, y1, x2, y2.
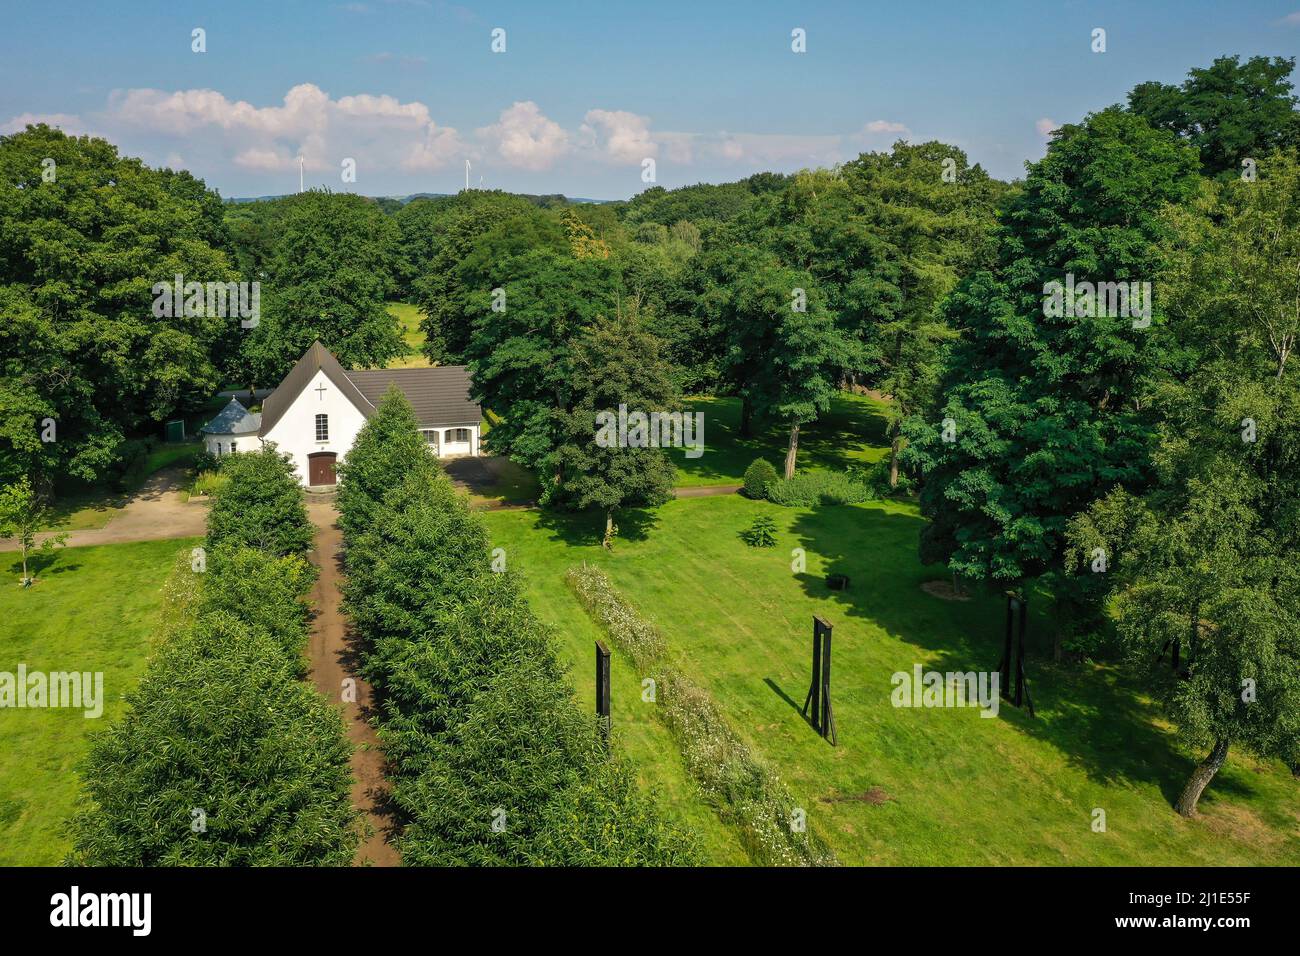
(0, 467, 207, 551)
(305, 501, 400, 867)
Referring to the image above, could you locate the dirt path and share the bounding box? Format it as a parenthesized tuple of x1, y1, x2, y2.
(673, 484, 742, 498)
(305, 500, 401, 867)
(0, 467, 207, 551)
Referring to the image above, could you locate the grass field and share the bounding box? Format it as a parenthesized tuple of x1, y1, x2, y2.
(0, 539, 197, 865)
(386, 302, 432, 368)
(482, 497, 1300, 865)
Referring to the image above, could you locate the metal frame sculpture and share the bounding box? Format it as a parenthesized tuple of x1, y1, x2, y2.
(997, 590, 1034, 717)
(802, 616, 837, 745)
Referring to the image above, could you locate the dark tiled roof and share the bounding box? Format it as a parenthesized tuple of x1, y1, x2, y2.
(257, 342, 481, 436)
(346, 366, 481, 427)
(258, 341, 376, 437)
(202, 398, 261, 436)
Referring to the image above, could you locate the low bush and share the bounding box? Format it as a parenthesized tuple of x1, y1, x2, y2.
(190, 450, 223, 476)
(764, 469, 873, 507)
(740, 514, 778, 547)
(743, 458, 779, 499)
(206, 447, 314, 558)
(67, 611, 358, 866)
(114, 437, 158, 491)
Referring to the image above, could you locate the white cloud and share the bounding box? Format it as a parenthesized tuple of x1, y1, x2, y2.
(1035, 117, 1056, 137)
(580, 109, 658, 163)
(1, 112, 87, 136)
(2, 89, 927, 188)
(477, 101, 569, 170)
(1278, 11, 1300, 25)
(863, 119, 910, 135)
(99, 83, 465, 176)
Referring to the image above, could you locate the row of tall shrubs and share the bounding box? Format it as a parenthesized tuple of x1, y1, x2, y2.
(566, 563, 836, 866)
(67, 448, 361, 865)
(337, 388, 697, 865)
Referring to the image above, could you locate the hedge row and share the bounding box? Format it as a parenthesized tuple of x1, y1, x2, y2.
(338, 389, 697, 865)
(566, 563, 837, 866)
(67, 448, 361, 865)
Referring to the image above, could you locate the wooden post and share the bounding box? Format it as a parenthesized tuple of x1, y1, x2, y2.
(1014, 594, 1026, 707)
(819, 622, 837, 746)
(999, 591, 1016, 700)
(802, 620, 823, 733)
(595, 640, 611, 748)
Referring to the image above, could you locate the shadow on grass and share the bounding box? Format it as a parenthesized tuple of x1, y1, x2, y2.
(671, 394, 891, 483)
(532, 505, 661, 548)
(764, 677, 818, 733)
(784, 503, 1253, 808)
(4, 551, 81, 579)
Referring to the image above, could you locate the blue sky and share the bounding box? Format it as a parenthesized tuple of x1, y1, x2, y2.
(3, 0, 1298, 198)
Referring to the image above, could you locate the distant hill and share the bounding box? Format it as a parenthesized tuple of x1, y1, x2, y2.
(225, 191, 619, 206)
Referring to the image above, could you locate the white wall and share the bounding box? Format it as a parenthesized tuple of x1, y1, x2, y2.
(204, 434, 262, 457)
(261, 369, 371, 486)
(431, 424, 479, 458)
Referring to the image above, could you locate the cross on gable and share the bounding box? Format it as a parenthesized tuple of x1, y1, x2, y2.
(315, 383, 327, 400)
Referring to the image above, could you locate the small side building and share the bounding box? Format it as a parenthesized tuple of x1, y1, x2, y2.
(199, 398, 262, 457)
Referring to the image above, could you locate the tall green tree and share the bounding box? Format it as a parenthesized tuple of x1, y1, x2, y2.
(242, 190, 404, 382)
(1067, 149, 1300, 812)
(409, 190, 540, 363)
(900, 109, 1199, 638)
(335, 386, 434, 537)
(206, 447, 314, 558)
(551, 310, 678, 543)
(463, 247, 619, 480)
(1128, 55, 1300, 177)
(0, 125, 238, 488)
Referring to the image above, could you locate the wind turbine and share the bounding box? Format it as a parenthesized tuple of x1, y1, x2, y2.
(465, 159, 471, 192)
(298, 155, 304, 193)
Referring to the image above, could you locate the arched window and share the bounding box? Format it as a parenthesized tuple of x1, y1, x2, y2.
(315, 414, 329, 441)
(216, 442, 223, 455)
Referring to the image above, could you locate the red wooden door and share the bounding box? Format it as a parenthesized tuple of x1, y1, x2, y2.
(308, 452, 337, 486)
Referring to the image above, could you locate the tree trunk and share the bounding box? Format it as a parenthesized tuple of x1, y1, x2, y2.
(739, 396, 754, 439)
(1174, 737, 1230, 816)
(1053, 630, 1063, 663)
(602, 510, 615, 550)
(784, 421, 800, 480)
(889, 434, 901, 488)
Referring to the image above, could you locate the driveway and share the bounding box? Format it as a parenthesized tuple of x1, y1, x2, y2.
(0, 466, 207, 551)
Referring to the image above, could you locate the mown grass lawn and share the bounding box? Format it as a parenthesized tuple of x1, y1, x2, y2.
(385, 302, 432, 368)
(483, 496, 1300, 865)
(0, 539, 196, 865)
